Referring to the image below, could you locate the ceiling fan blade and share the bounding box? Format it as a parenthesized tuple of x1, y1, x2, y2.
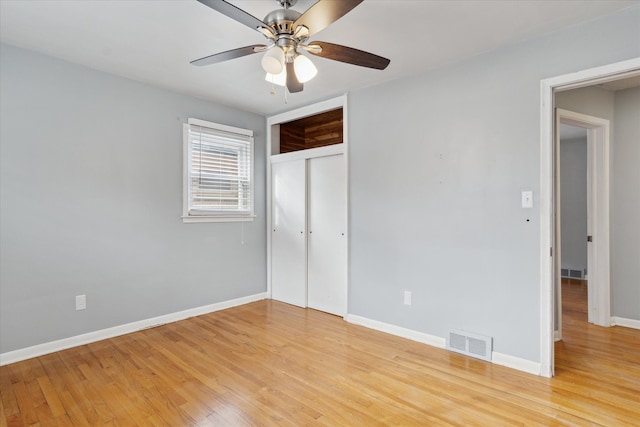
(293, 0, 363, 37)
(197, 0, 267, 33)
(306, 42, 390, 70)
(191, 45, 267, 67)
(286, 61, 303, 93)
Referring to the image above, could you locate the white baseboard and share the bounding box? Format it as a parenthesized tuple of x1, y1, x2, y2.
(611, 316, 640, 330)
(491, 352, 541, 376)
(0, 292, 267, 366)
(554, 330, 561, 342)
(345, 314, 446, 348)
(345, 314, 541, 376)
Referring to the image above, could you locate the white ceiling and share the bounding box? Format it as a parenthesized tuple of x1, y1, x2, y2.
(1, 0, 638, 116)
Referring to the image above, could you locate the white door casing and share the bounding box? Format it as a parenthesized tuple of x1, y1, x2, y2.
(554, 110, 563, 342)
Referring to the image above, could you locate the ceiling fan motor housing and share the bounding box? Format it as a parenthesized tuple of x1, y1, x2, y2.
(264, 9, 307, 62)
(264, 9, 302, 36)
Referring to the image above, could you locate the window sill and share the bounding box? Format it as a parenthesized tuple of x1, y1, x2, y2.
(182, 215, 255, 224)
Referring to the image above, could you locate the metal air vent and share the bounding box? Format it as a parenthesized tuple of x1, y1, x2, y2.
(447, 329, 492, 362)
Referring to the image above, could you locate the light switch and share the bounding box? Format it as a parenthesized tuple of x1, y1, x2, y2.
(403, 291, 412, 306)
(76, 294, 86, 311)
(521, 191, 533, 208)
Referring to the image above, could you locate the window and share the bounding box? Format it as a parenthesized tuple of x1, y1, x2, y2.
(183, 118, 254, 222)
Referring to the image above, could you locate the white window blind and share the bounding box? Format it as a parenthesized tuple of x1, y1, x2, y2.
(183, 119, 254, 222)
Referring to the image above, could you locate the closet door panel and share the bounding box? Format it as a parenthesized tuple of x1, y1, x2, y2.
(307, 154, 347, 316)
(271, 159, 307, 307)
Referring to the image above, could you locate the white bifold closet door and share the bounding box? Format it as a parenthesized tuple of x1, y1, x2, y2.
(307, 154, 346, 316)
(271, 159, 307, 307)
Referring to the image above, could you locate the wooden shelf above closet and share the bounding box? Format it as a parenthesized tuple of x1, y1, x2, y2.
(280, 108, 343, 154)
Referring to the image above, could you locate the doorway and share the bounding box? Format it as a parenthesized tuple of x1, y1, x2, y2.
(539, 57, 640, 378)
(554, 111, 610, 342)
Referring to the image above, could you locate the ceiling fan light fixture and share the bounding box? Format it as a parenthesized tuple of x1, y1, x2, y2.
(261, 47, 285, 75)
(192, 0, 391, 96)
(265, 69, 287, 87)
(293, 54, 317, 83)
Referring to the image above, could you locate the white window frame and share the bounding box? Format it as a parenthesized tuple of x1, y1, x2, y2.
(183, 118, 255, 223)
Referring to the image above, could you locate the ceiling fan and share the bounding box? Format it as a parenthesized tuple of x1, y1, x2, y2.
(191, 0, 390, 94)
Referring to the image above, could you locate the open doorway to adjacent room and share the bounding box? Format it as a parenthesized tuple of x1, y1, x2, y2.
(540, 58, 640, 377)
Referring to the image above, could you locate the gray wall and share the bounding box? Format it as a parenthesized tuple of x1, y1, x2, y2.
(0, 44, 267, 353)
(560, 135, 588, 275)
(348, 5, 639, 362)
(612, 86, 640, 320)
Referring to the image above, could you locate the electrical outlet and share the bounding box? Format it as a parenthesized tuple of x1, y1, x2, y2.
(403, 291, 412, 306)
(76, 294, 86, 311)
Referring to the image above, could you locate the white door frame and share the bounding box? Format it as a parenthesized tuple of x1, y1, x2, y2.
(539, 57, 640, 378)
(555, 108, 611, 343)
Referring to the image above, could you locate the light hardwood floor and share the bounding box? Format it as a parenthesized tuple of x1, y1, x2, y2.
(2, 282, 639, 426)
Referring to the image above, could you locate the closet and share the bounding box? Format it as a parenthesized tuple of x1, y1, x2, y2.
(268, 98, 347, 317)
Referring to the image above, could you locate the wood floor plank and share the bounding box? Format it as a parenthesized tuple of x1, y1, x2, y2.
(2, 281, 639, 426)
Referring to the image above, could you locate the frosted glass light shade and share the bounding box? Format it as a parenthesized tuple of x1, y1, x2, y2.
(261, 48, 284, 75)
(265, 69, 286, 87)
(293, 54, 317, 83)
